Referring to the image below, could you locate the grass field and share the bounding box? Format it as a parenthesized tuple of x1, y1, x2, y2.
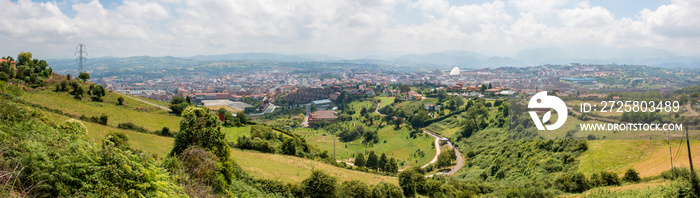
(23, 88, 181, 132)
(295, 125, 436, 168)
(378, 97, 394, 109)
(578, 139, 700, 178)
(42, 110, 174, 158)
(222, 125, 254, 143)
(231, 149, 397, 185)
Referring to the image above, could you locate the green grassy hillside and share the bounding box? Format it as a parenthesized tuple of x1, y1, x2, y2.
(231, 149, 397, 185)
(22, 88, 180, 132)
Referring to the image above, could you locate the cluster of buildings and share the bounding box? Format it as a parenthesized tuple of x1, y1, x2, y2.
(94, 63, 695, 119)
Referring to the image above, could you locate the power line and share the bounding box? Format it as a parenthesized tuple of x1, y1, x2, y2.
(75, 44, 87, 73)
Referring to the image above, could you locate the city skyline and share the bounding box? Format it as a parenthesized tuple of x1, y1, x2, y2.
(1, 0, 698, 60)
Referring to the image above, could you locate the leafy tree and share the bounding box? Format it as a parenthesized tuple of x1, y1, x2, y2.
(91, 85, 106, 101)
(281, 138, 298, 156)
(370, 182, 403, 198)
(339, 180, 370, 198)
(17, 51, 32, 66)
(160, 126, 171, 137)
(355, 153, 366, 167)
(378, 153, 388, 171)
(622, 168, 641, 182)
(386, 158, 399, 174)
(302, 170, 337, 198)
(117, 96, 124, 105)
(170, 107, 230, 159)
(73, 85, 84, 99)
(236, 111, 247, 125)
(399, 167, 425, 197)
(554, 172, 590, 193)
(366, 151, 379, 170)
(437, 151, 453, 168)
(399, 84, 411, 93)
(66, 73, 71, 80)
(78, 72, 90, 82)
(480, 84, 487, 92)
(169, 96, 189, 115)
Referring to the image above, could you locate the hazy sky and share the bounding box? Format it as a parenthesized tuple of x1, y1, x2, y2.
(1, 0, 698, 59)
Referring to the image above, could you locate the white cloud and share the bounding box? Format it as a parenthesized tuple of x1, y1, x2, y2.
(0, 0, 698, 58)
(558, 6, 614, 27)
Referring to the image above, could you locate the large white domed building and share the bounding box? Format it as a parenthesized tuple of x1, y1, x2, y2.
(449, 67, 460, 76)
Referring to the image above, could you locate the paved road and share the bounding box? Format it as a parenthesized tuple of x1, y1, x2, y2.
(115, 92, 171, 111)
(420, 130, 464, 175)
(421, 131, 441, 169)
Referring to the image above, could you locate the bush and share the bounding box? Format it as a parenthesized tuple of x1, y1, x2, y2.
(590, 171, 620, 187)
(339, 180, 370, 198)
(555, 172, 590, 193)
(370, 182, 403, 198)
(623, 169, 641, 183)
(117, 122, 149, 133)
(302, 170, 337, 198)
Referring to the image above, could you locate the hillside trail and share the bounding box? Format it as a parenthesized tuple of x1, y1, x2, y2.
(114, 92, 171, 111)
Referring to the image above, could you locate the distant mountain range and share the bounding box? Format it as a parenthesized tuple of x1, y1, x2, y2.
(47, 48, 700, 74)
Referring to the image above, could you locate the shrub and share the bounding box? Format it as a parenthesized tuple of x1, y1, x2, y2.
(117, 122, 149, 133)
(339, 180, 370, 198)
(590, 171, 620, 187)
(370, 182, 403, 198)
(623, 169, 641, 183)
(302, 170, 337, 198)
(555, 172, 590, 193)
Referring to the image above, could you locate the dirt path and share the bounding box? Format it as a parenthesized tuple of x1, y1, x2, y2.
(686, 104, 699, 116)
(375, 102, 385, 116)
(114, 92, 171, 111)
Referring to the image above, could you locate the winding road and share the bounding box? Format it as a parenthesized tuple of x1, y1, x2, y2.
(421, 130, 464, 176)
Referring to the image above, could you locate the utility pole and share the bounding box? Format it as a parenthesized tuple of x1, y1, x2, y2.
(687, 128, 694, 172)
(668, 132, 674, 176)
(75, 44, 87, 73)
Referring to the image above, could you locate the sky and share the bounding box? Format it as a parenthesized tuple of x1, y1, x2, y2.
(0, 0, 698, 59)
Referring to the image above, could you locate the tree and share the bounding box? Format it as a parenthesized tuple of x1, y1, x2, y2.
(170, 106, 230, 160)
(354, 153, 366, 167)
(91, 85, 106, 101)
(302, 170, 337, 198)
(73, 85, 84, 99)
(339, 180, 370, 198)
(399, 167, 425, 197)
(480, 84, 488, 92)
(236, 111, 247, 125)
(371, 182, 403, 198)
(169, 96, 189, 115)
(622, 169, 640, 182)
(366, 151, 379, 170)
(78, 72, 90, 82)
(185, 95, 192, 104)
(399, 84, 411, 93)
(117, 96, 124, 105)
(17, 52, 32, 66)
(66, 73, 71, 80)
(386, 158, 399, 174)
(281, 138, 297, 156)
(437, 151, 453, 168)
(488, 82, 493, 89)
(378, 153, 388, 171)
